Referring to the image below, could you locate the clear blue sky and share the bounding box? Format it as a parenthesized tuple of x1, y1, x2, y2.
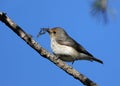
(0, 0, 120, 86)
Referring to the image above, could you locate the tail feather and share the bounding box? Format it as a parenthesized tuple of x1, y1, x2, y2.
(77, 54, 103, 64)
(91, 57, 103, 64)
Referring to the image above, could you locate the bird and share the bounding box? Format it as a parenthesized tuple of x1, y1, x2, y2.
(47, 27, 103, 64)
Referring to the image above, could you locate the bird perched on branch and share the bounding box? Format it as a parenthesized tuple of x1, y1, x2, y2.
(46, 27, 103, 64)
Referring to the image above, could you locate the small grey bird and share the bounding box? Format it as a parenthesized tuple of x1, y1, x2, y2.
(47, 27, 103, 64)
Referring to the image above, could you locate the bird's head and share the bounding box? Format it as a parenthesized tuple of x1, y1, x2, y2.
(47, 27, 68, 40)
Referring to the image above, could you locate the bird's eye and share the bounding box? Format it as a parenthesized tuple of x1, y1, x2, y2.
(53, 31, 56, 34)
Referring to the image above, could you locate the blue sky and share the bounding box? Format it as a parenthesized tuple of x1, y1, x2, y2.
(0, 0, 120, 86)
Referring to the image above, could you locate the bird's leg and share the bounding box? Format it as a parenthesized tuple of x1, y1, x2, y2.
(53, 53, 60, 60)
(67, 61, 74, 68)
(72, 61, 75, 65)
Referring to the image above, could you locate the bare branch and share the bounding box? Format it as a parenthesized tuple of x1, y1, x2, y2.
(0, 12, 98, 86)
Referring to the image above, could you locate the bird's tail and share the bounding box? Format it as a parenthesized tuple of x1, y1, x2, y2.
(77, 55, 103, 64)
(91, 57, 103, 64)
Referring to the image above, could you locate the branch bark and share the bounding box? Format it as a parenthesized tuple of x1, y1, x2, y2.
(0, 12, 98, 86)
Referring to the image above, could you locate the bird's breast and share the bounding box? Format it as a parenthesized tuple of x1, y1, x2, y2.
(50, 38, 79, 57)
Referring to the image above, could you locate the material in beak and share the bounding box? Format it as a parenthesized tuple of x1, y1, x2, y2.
(46, 29, 51, 34)
(46, 29, 50, 33)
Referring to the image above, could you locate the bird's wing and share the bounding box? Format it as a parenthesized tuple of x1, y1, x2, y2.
(56, 37, 94, 57)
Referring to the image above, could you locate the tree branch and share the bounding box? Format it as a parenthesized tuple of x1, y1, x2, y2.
(0, 12, 98, 86)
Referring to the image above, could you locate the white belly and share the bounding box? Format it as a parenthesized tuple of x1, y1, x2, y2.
(51, 38, 79, 57)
